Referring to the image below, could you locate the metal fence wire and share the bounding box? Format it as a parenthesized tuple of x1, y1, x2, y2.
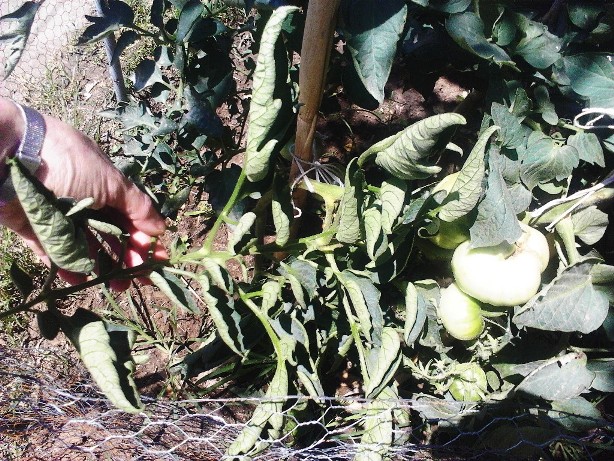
(0, 0, 95, 101)
(0, 346, 612, 461)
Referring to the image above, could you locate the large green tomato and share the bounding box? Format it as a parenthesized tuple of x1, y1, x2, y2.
(448, 363, 488, 402)
(438, 282, 484, 341)
(451, 223, 549, 307)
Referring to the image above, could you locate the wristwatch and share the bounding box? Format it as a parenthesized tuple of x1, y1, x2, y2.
(0, 103, 46, 204)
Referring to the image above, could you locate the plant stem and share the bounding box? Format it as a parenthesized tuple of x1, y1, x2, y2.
(0, 259, 169, 320)
(555, 217, 580, 266)
(201, 169, 247, 254)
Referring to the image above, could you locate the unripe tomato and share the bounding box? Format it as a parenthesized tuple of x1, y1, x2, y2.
(429, 219, 469, 250)
(438, 282, 484, 341)
(451, 223, 549, 307)
(449, 363, 488, 402)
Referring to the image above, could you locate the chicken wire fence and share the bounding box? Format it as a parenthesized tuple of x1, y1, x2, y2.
(0, 0, 100, 102)
(0, 345, 612, 461)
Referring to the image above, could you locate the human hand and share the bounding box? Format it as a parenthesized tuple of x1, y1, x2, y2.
(0, 99, 167, 290)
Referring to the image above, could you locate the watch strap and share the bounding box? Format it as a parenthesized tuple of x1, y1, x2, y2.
(0, 103, 46, 204)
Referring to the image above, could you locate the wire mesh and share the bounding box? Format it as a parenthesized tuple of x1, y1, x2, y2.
(1, 345, 612, 461)
(0, 0, 95, 102)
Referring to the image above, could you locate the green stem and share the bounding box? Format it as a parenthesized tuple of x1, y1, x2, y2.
(555, 217, 580, 266)
(200, 169, 247, 254)
(239, 288, 282, 358)
(0, 259, 169, 320)
(325, 253, 368, 377)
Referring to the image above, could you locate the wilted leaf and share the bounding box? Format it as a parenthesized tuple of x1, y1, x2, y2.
(359, 114, 465, 180)
(227, 361, 288, 455)
(244, 6, 298, 182)
(61, 309, 142, 413)
(514, 262, 609, 334)
(355, 391, 394, 461)
(470, 153, 523, 248)
(339, 270, 384, 343)
(272, 174, 292, 246)
(336, 159, 364, 244)
(380, 178, 406, 234)
(229, 212, 257, 253)
(150, 268, 199, 314)
(403, 282, 428, 346)
(446, 12, 514, 66)
(439, 125, 498, 222)
(364, 207, 388, 261)
(364, 327, 401, 398)
(200, 276, 247, 357)
(11, 160, 94, 273)
(514, 352, 595, 400)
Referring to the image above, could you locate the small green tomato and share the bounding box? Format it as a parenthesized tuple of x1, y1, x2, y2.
(451, 222, 549, 307)
(448, 363, 488, 402)
(438, 282, 485, 341)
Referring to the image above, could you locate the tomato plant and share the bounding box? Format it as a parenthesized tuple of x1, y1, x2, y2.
(3, 1, 614, 459)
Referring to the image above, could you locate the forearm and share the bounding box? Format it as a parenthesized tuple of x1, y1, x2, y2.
(0, 97, 25, 164)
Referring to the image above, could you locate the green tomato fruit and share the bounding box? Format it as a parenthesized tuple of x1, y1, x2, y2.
(438, 282, 485, 341)
(451, 223, 549, 307)
(449, 363, 488, 402)
(429, 219, 469, 250)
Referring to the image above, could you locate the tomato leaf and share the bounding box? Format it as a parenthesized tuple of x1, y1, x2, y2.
(0, 1, 39, 79)
(340, 0, 407, 104)
(514, 352, 595, 401)
(587, 360, 614, 392)
(513, 261, 609, 334)
(548, 397, 605, 432)
(10, 160, 94, 273)
(359, 113, 466, 180)
(364, 327, 401, 398)
(336, 159, 365, 243)
(60, 308, 143, 413)
(572, 206, 609, 245)
(244, 6, 298, 182)
(439, 125, 498, 222)
(561, 53, 614, 108)
(78, 0, 135, 45)
(519, 132, 579, 191)
(568, 132, 605, 167)
(470, 152, 523, 248)
(446, 12, 514, 66)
